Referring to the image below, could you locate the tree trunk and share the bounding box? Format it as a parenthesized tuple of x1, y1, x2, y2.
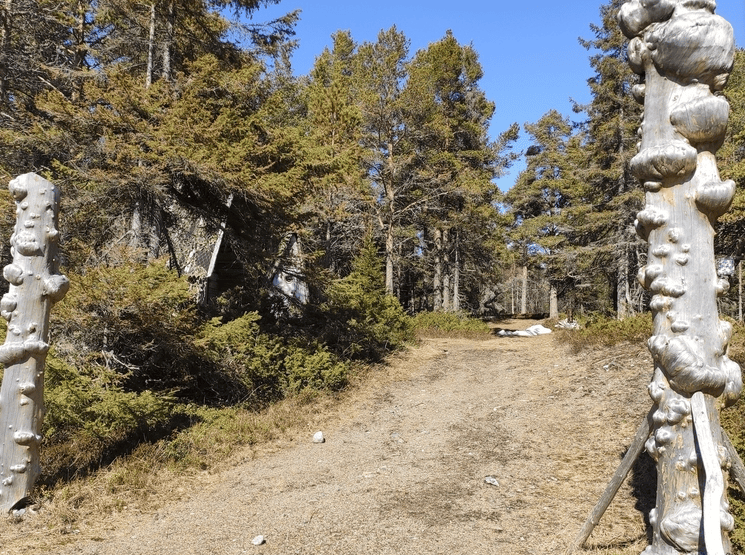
(384, 142, 396, 295)
(148, 205, 162, 260)
(0, 174, 69, 511)
(549, 284, 558, 319)
(511, 271, 515, 315)
(620, 3, 739, 553)
(385, 219, 394, 295)
(442, 228, 450, 312)
(145, 2, 156, 89)
(452, 229, 460, 312)
(71, 0, 86, 102)
(0, 0, 11, 103)
(161, 0, 174, 83)
(520, 264, 527, 314)
(433, 227, 442, 311)
(616, 239, 631, 319)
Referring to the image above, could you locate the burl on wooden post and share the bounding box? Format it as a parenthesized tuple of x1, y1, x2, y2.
(0, 173, 68, 512)
(619, 1, 740, 553)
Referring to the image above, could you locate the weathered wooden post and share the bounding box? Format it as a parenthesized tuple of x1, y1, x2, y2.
(0, 173, 68, 511)
(619, 1, 740, 553)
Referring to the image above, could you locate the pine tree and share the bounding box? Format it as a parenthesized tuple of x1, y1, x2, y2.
(303, 31, 368, 277)
(353, 26, 412, 296)
(504, 110, 583, 314)
(403, 31, 517, 311)
(577, 0, 644, 318)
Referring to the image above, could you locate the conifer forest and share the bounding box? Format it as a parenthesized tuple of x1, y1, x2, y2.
(1, 0, 745, 532)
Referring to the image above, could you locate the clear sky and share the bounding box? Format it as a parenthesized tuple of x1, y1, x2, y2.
(250, 0, 745, 190)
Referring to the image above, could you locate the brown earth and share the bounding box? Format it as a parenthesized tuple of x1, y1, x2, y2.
(1, 320, 658, 555)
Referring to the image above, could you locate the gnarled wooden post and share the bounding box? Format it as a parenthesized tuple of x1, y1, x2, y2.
(0, 173, 68, 511)
(619, 1, 740, 553)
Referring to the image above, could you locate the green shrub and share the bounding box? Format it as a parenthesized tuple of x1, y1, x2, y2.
(52, 261, 205, 396)
(558, 312, 652, 352)
(412, 311, 491, 337)
(196, 313, 349, 402)
(40, 352, 189, 484)
(321, 238, 413, 360)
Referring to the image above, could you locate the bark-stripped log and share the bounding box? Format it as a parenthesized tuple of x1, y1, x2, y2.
(0, 173, 68, 511)
(619, 1, 739, 553)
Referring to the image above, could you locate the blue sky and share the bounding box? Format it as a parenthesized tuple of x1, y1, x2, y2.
(250, 0, 744, 190)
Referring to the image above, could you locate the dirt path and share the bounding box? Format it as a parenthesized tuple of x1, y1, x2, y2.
(14, 322, 657, 554)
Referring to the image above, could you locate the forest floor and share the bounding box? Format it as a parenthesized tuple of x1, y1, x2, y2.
(0, 319, 659, 555)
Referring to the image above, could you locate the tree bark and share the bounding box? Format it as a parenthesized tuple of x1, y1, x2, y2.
(620, 3, 739, 552)
(161, 0, 174, 83)
(71, 0, 87, 102)
(442, 228, 450, 312)
(0, 174, 69, 511)
(549, 284, 558, 319)
(520, 264, 527, 314)
(384, 142, 396, 295)
(145, 2, 156, 89)
(433, 227, 442, 311)
(0, 0, 11, 104)
(617, 239, 631, 319)
(452, 229, 460, 312)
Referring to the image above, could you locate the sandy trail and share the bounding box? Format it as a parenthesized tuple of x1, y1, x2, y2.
(12, 323, 656, 554)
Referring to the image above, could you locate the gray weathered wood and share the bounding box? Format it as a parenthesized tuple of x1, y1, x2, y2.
(572, 408, 652, 550)
(619, 1, 740, 552)
(691, 392, 725, 555)
(0, 173, 68, 511)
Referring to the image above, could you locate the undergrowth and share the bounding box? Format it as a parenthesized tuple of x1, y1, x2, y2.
(556, 312, 652, 352)
(3, 239, 414, 525)
(412, 311, 491, 338)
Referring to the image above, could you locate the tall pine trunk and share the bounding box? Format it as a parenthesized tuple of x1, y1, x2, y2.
(452, 229, 460, 312)
(145, 2, 156, 89)
(442, 228, 450, 311)
(616, 239, 631, 319)
(71, 0, 87, 102)
(384, 142, 395, 295)
(0, 0, 11, 104)
(549, 284, 558, 319)
(433, 227, 442, 311)
(161, 0, 174, 83)
(520, 264, 528, 314)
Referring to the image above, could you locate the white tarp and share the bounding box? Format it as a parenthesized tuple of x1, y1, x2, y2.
(497, 324, 552, 337)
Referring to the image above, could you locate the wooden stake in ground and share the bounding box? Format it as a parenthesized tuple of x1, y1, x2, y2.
(617, 1, 740, 553)
(0, 173, 68, 512)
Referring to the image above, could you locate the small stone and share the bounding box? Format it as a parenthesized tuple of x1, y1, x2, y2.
(312, 431, 325, 443)
(11, 508, 25, 518)
(251, 535, 265, 546)
(484, 476, 499, 487)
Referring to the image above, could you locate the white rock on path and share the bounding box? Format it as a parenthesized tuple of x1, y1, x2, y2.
(312, 431, 325, 443)
(251, 535, 265, 546)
